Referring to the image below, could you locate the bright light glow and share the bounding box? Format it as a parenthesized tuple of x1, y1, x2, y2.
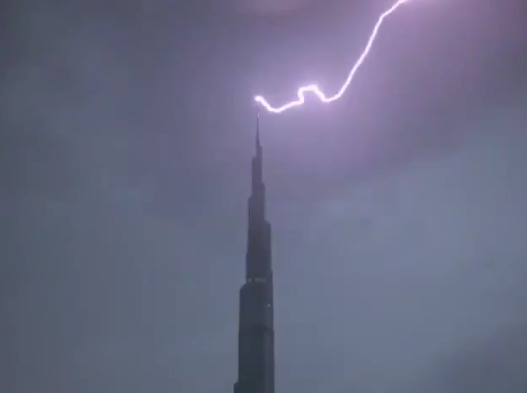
(254, 0, 410, 114)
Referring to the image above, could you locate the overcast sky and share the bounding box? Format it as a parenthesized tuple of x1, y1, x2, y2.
(1, 0, 527, 392)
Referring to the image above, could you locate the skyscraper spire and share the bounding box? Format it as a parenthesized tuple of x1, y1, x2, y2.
(256, 110, 261, 156)
(234, 114, 275, 393)
(253, 111, 263, 195)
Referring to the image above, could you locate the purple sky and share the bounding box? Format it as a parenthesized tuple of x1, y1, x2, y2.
(1, 0, 527, 392)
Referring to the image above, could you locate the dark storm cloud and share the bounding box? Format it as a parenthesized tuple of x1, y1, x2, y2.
(440, 323, 527, 393)
(271, 101, 527, 393)
(1, 0, 526, 392)
(230, 0, 316, 15)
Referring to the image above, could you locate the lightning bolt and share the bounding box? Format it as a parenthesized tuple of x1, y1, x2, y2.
(254, 0, 410, 114)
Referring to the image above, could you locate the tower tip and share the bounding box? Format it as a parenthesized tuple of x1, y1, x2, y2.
(256, 111, 261, 154)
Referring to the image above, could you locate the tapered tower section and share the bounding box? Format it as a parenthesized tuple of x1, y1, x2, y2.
(234, 114, 275, 393)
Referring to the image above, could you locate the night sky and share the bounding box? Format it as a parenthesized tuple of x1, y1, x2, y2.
(1, 0, 527, 392)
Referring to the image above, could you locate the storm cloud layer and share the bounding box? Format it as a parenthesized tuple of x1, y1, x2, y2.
(1, 0, 526, 392)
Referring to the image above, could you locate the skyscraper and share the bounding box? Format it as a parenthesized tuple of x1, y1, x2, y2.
(234, 115, 275, 393)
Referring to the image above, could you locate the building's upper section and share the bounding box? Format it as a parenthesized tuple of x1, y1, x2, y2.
(251, 114, 265, 219)
(246, 113, 272, 281)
